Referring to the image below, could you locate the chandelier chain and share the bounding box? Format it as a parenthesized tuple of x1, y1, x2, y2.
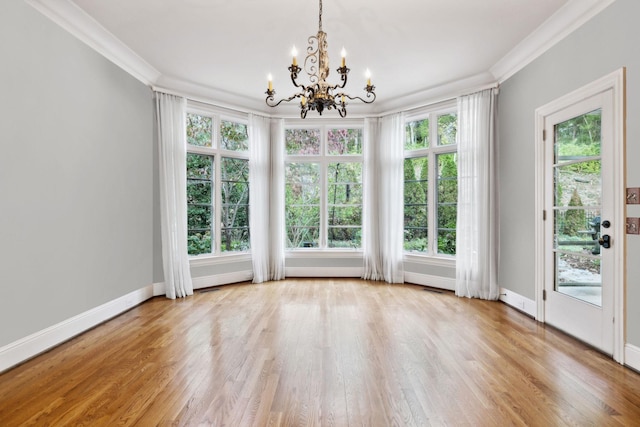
(318, 0, 323, 31)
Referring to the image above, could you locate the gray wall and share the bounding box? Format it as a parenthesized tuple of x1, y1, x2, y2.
(498, 0, 640, 346)
(0, 1, 154, 347)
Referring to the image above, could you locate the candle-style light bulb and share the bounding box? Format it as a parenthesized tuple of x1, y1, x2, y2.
(267, 73, 273, 91)
(341, 47, 346, 67)
(301, 95, 307, 106)
(365, 68, 372, 86)
(291, 46, 298, 66)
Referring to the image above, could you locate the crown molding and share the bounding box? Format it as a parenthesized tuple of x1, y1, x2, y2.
(26, 0, 615, 112)
(490, 0, 617, 83)
(374, 72, 497, 117)
(25, 0, 161, 85)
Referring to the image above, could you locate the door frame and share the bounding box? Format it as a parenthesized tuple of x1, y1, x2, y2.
(534, 68, 626, 363)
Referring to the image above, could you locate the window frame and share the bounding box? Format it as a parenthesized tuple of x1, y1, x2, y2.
(404, 100, 458, 260)
(186, 103, 250, 259)
(284, 119, 364, 251)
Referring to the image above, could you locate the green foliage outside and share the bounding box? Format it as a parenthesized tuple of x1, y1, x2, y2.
(187, 153, 213, 255)
(437, 114, 457, 146)
(221, 120, 249, 151)
(186, 115, 250, 256)
(328, 162, 362, 248)
(404, 156, 428, 251)
(405, 118, 429, 150)
(187, 113, 212, 147)
(285, 162, 320, 248)
(220, 157, 250, 252)
(286, 128, 320, 155)
(437, 153, 457, 255)
(563, 189, 586, 236)
(554, 109, 602, 258)
(284, 128, 363, 248)
(555, 109, 601, 174)
(403, 114, 458, 255)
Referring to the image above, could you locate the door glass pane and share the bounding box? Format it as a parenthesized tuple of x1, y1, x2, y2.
(553, 109, 602, 306)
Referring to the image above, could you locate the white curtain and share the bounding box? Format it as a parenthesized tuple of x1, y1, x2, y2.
(455, 88, 499, 300)
(155, 92, 193, 299)
(362, 113, 405, 283)
(269, 119, 286, 280)
(249, 114, 285, 283)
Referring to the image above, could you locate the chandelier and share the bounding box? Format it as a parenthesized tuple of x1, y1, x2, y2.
(265, 0, 376, 118)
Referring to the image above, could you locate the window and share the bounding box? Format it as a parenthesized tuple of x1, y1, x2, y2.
(186, 111, 250, 256)
(285, 125, 363, 249)
(404, 107, 458, 255)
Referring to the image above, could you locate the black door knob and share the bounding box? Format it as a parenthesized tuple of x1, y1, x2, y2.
(598, 234, 611, 248)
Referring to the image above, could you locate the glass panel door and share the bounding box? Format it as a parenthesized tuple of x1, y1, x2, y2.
(553, 109, 602, 306)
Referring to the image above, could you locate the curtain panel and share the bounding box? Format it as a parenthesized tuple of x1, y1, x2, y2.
(362, 114, 405, 283)
(455, 88, 499, 300)
(155, 92, 194, 299)
(249, 114, 285, 283)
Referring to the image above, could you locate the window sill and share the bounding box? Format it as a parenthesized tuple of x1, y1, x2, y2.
(403, 253, 456, 268)
(286, 249, 364, 259)
(189, 252, 252, 267)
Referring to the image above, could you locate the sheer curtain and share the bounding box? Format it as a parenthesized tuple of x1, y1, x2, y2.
(362, 113, 405, 283)
(455, 88, 499, 300)
(269, 119, 286, 280)
(249, 114, 285, 283)
(155, 92, 193, 299)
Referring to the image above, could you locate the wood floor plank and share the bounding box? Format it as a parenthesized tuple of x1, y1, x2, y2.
(1, 278, 640, 426)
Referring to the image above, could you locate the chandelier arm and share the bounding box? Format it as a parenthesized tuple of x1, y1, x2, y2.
(341, 92, 377, 104)
(266, 93, 306, 107)
(336, 66, 349, 89)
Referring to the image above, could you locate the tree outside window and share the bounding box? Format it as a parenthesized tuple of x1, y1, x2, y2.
(404, 109, 458, 256)
(285, 126, 363, 249)
(186, 112, 250, 256)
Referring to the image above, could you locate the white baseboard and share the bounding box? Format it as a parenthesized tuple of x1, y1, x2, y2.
(152, 271, 255, 296)
(499, 287, 537, 318)
(404, 272, 456, 291)
(625, 343, 640, 372)
(192, 271, 254, 289)
(285, 266, 363, 278)
(0, 285, 154, 374)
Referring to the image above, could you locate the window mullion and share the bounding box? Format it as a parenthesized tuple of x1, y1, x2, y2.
(214, 154, 222, 254)
(428, 112, 439, 256)
(320, 126, 328, 249)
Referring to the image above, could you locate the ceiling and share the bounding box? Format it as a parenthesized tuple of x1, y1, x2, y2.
(31, 0, 613, 115)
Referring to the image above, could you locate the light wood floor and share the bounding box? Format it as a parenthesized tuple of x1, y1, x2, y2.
(1, 279, 639, 426)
